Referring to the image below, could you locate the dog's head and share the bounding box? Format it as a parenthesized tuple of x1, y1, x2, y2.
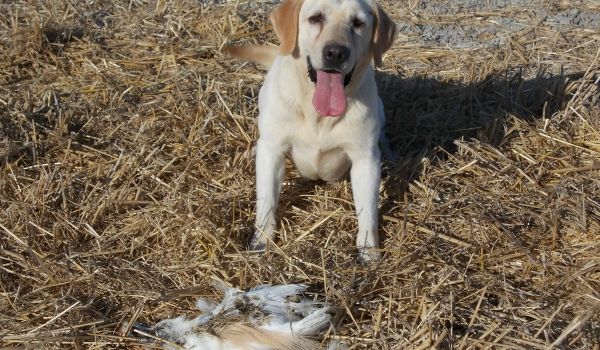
(270, 0, 396, 116)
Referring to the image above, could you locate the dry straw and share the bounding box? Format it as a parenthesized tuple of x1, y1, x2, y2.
(1, 0, 599, 349)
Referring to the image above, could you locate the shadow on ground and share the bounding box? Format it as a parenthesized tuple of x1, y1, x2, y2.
(377, 69, 586, 215)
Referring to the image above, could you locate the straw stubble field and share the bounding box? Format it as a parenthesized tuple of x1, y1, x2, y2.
(1, 0, 599, 349)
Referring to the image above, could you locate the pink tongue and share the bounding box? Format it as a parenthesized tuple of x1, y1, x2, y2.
(312, 70, 347, 117)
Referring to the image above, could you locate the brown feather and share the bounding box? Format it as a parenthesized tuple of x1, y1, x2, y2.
(219, 323, 320, 350)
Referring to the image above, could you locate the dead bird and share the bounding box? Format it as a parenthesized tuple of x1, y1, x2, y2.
(133, 284, 335, 350)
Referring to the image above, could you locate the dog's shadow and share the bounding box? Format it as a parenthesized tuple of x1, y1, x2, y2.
(376, 68, 584, 219)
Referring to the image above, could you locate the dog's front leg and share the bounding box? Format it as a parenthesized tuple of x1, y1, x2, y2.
(251, 138, 285, 251)
(349, 148, 381, 263)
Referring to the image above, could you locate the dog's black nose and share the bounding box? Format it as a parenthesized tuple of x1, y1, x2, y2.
(322, 44, 350, 68)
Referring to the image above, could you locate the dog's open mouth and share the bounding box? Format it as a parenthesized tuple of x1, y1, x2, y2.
(307, 58, 355, 117)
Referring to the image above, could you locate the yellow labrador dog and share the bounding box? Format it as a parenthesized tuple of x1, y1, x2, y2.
(226, 0, 396, 262)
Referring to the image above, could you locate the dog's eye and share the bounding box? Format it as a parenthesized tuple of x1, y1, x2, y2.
(308, 13, 324, 24)
(352, 18, 365, 29)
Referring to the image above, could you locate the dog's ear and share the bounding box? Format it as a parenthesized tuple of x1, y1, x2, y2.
(270, 0, 304, 56)
(372, 4, 396, 67)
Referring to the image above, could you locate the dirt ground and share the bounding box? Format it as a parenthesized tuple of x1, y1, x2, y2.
(1, 0, 599, 349)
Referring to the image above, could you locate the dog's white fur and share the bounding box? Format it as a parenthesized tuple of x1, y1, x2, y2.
(226, 0, 396, 262)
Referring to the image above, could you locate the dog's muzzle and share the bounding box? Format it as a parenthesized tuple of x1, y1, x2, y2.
(307, 57, 354, 87)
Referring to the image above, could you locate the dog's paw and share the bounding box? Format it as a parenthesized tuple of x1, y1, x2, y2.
(358, 248, 381, 265)
(249, 234, 268, 252)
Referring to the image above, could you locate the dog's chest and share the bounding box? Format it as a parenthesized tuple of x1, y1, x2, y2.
(288, 122, 351, 181)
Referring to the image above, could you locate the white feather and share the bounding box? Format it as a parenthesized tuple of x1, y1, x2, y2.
(260, 307, 331, 336)
(196, 299, 217, 313)
(147, 284, 333, 350)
